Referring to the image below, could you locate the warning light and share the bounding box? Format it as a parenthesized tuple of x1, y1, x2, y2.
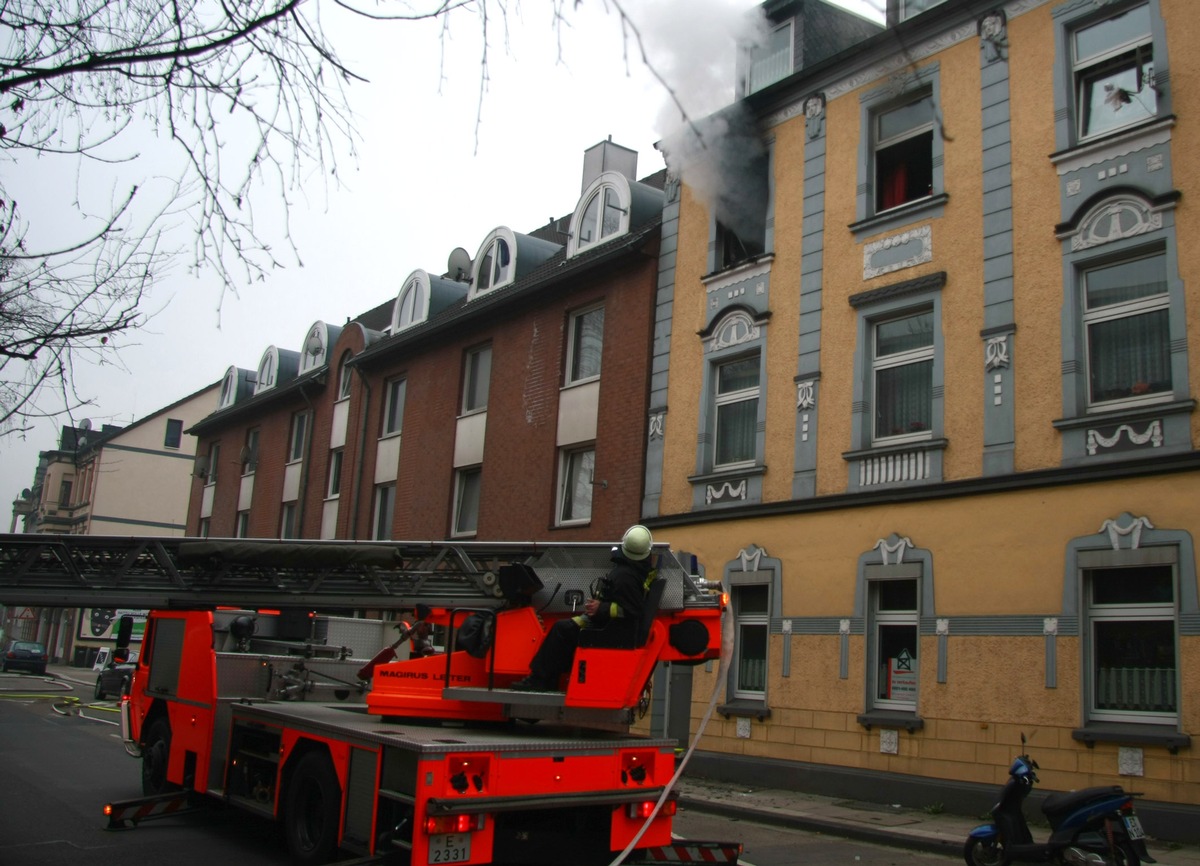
(628, 799, 676, 819)
(424, 813, 477, 834)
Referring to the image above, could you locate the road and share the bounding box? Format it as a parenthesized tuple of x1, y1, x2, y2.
(0, 672, 957, 866)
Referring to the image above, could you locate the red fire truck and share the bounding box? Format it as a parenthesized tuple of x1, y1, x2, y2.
(0, 534, 739, 866)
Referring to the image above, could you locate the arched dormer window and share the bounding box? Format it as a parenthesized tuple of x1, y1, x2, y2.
(568, 172, 632, 257)
(300, 322, 331, 373)
(218, 366, 241, 410)
(255, 347, 280, 395)
(393, 271, 431, 332)
(470, 228, 516, 298)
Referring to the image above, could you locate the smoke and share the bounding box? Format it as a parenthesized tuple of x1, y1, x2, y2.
(623, 0, 772, 235)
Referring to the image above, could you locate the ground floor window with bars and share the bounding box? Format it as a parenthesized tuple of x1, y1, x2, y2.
(1087, 564, 1178, 722)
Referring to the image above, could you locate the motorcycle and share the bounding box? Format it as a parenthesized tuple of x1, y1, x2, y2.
(964, 735, 1156, 866)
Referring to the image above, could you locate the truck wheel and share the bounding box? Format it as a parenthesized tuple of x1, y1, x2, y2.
(284, 751, 342, 865)
(141, 717, 176, 796)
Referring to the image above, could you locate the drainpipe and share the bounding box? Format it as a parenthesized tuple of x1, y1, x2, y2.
(296, 379, 321, 536)
(349, 368, 372, 540)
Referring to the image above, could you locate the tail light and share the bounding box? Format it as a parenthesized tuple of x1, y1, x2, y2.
(424, 813, 482, 835)
(628, 799, 677, 820)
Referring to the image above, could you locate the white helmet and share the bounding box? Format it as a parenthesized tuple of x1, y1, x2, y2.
(621, 525, 653, 561)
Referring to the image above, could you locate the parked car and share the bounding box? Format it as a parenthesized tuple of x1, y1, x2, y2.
(2, 639, 49, 675)
(94, 650, 136, 700)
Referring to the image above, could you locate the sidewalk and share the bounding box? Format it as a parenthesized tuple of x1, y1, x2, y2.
(40, 663, 1200, 865)
(674, 776, 1200, 866)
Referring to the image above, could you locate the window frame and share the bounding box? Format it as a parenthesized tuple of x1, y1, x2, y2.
(713, 353, 761, 470)
(566, 305, 604, 385)
(280, 502, 298, 539)
(461, 345, 492, 415)
(327, 449, 344, 499)
(242, 428, 259, 476)
(164, 418, 184, 449)
(205, 442, 220, 486)
(338, 351, 353, 400)
(731, 583, 769, 700)
(873, 89, 935, 215)
(1071, 2, 1156, 143)
(395, 273, 428, 331)
(868, 578, 920, 713)
(288, 412, 308, 464)
(556, 446, 595, 526)
(383, 378, 406, 437)
(746, 20, 793, 94)
(452, 467, 482, 538)
(373, 484, 395, 540)
(871, 308, 935, 446)
(852, 63, 945, 234)
(471, 230, 516, 296)
(235, 511, 250, 538)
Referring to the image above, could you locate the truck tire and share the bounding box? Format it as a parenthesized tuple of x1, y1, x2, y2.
(141, 717, 176, 796)
(284, 751, 342, 865)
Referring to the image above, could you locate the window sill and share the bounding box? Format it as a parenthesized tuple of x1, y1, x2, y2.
(1053, 399, 1195, 431)
(848, 193, 948, 238)
(702, 254, 774, 286)
(1072, 723, 1190, 754)
(719, 700, 771, 721)
(857, 710, 924, 733)
(688, 465, 767, 486)
(1049, 116, 1175, 173)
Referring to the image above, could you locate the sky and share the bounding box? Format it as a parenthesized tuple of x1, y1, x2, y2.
(1, 0, 883, 524)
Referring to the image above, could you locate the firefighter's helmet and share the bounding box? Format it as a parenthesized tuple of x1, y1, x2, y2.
(621, 525, 653, 561)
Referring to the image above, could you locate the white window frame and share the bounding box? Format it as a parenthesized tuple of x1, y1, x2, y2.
(746, 20, 792, 94)
(452, 467, 481, 538)
(868, 578, 920, 713)
(1081, 250, 1171, 413)
(566, 305, 604, 385)
(732, 583, 769, 700)
(327, 450, 343, 499)
(338, 351, 353, 400)
(471, 230, 516, 296)
(288, 412, 307, 464)
(383, 378, 406, 437)
(242, 428, 259, 476)
(205, 443, 220, 486)
(873, 90, 935, 215)
(280, 502, 298, 539)
(1085, 564, 1178, 724)
(871, 309, 935, 446)
(1072, 2, 1156, 142)
(556, 446, 595, 526)
(373, 484, 395, 541)
(462, 345, 492, 415)
(714, 354, 761, 470)
(568, 173, 632, 258)
(235, 511, 250, 538)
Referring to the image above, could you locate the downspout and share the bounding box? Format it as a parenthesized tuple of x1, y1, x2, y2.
(296, 379, 321, 536)
(349, 368, 372, 540)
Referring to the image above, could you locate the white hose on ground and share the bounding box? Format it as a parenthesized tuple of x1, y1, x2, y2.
(607, 602, 735, 866)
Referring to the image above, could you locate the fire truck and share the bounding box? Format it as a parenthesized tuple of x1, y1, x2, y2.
(0, 533, 739, 866)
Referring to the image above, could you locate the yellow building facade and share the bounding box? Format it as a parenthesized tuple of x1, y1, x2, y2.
(644, 0, 1199, 839)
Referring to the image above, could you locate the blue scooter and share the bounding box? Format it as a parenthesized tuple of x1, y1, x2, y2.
(964, 735, 1156, 866)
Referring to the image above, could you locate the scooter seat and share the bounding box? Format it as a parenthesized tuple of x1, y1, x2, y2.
(1042, 785, 1126, 822)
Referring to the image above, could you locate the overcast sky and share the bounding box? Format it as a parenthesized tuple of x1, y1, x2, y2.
(2, 0, 882, 526)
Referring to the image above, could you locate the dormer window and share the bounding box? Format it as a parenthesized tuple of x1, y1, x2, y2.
(568, 173, 632, 258)
(219, 366, 239, 409)
(394, 271, 430, 331)
(254, 347, 279, 395)
(299, 323, 329, 373)
(472, 230, 514, 295)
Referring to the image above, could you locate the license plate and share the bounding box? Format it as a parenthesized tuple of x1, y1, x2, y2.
(429, 833, 471, 863)
(1123, 815, 1146, 841)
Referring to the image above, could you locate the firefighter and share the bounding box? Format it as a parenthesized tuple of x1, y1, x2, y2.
(512, 524, 654, 692)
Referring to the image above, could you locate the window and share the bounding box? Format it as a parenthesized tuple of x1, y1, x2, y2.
(899, 0, 946, 21)
(566, 306, 604, 384)
(872, 310, 934, 444)
(475, 237, 512, 292)
(453, 468, 481, 537)
(396, 273, 428, 331)
(1086, 565, 1176, 722)
(1073, 3, 1156, 141)
(557, 447, 595, 525)
(383, 378, 406, 436)
(338, 351, 353, 400)
(242, 428, 259, 475)
(713, 149, 769, 270)
(164, 418, 183, 449)
(280, 503, 298, 539)
(747, 21, 792, 94)
(288, 412, 307, 463)
(875, 91, 934, 213)
(373, 484, 395, 540)
(198, 518, 210, 538)
(870, 579, 919, 711)
(733, 585, 768, 699)
(715, 355, 760, 468)
(235, 511, 250, 538)
(1083, 252, 1171, 410)
(58, 479, 73, 508)
(462, 346, 492, 414)
(327, 450, 344, 499)
(206, 443, 220, 486)
(576, 187, 624, 252)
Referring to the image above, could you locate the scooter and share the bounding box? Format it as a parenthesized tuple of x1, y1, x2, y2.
(964, 735, 1156, 866)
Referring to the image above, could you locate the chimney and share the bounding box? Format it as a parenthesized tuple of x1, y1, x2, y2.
(581, 137, 638, 192)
